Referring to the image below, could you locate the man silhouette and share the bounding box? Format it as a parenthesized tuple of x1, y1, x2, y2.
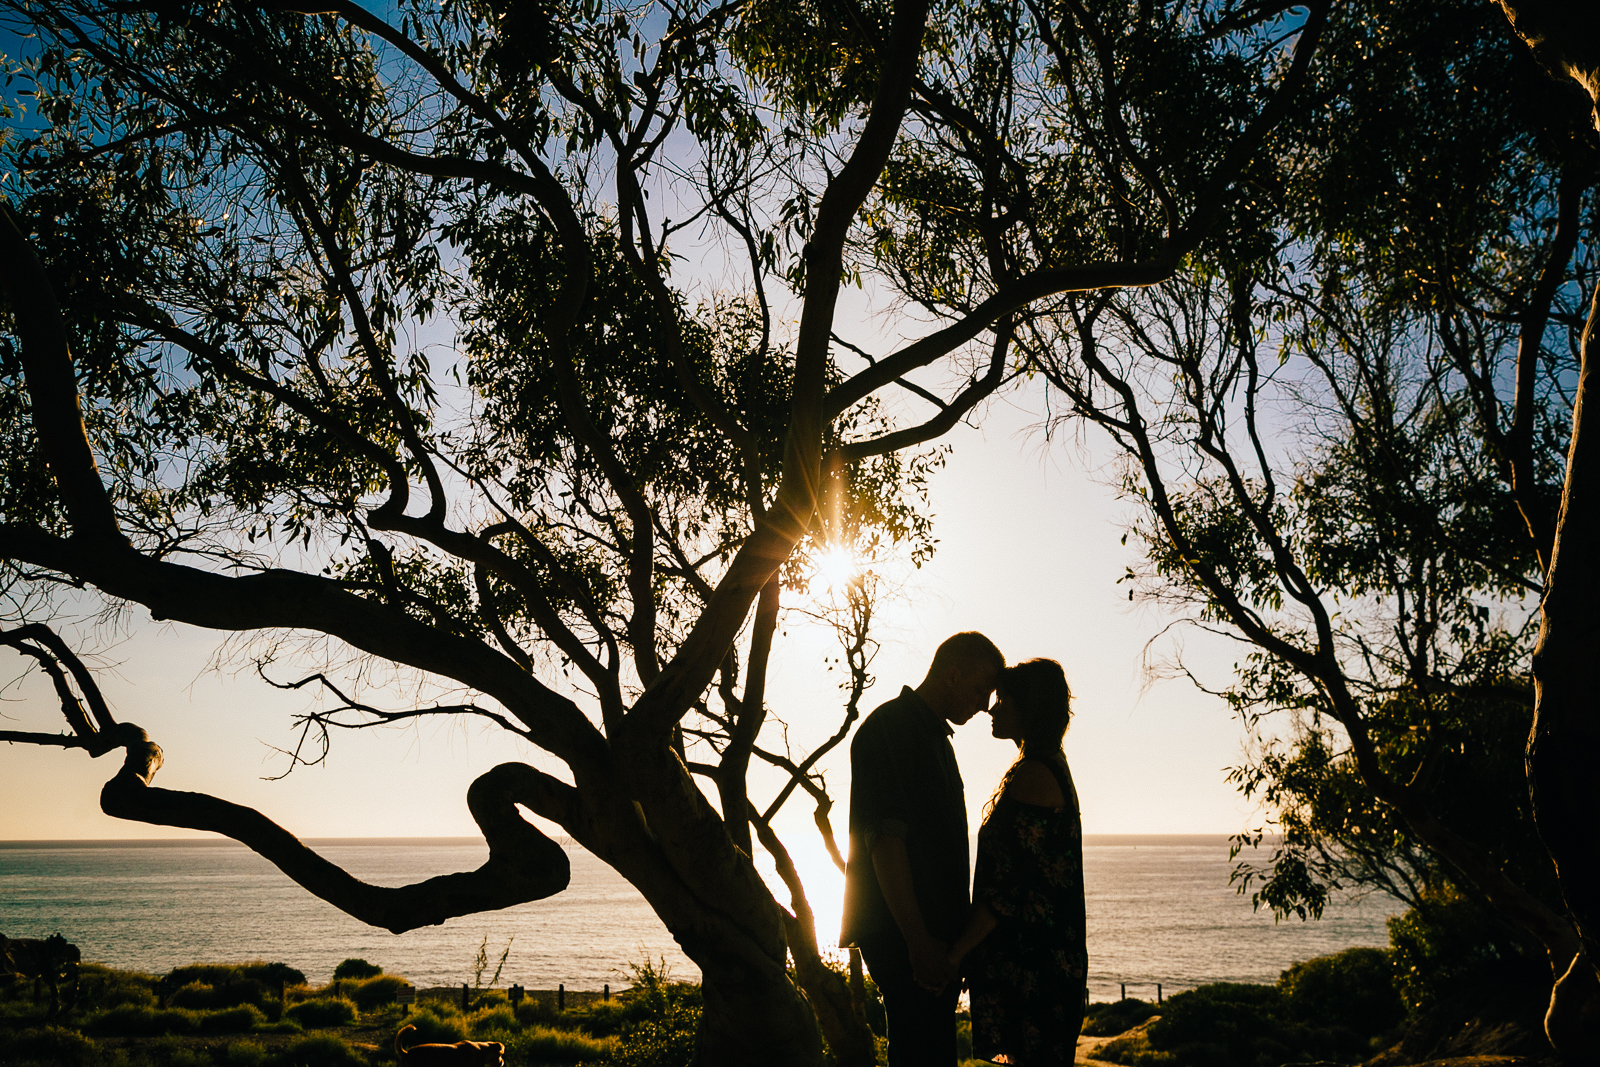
(841, 632, 1004, 1065)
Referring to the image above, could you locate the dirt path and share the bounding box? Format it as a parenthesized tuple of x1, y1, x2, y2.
(1077, 1016, 1159, 1064)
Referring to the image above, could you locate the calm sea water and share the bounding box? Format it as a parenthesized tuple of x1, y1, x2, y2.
(0, 836, 1400, 1001)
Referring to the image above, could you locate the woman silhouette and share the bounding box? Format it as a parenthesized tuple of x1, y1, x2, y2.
(949, 658, 1087, 1066)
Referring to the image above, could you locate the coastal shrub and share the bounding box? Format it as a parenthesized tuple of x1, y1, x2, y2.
(1388, 887, 1523, 1013)
(341, 974, 409, 1011)
(611, 1010, 698, 1067)
(577, 983, 703, 1037)
(77, 963, 157, 1010)
(223, 1040, 270, 1066)
(171, 979, 276, 1013)
(198, 1004, 268, 1033)
(275, 1034, 366, 1067)
(514, 995, 559, 1026)
(165, 966, 279, 1013)
(470, 987, 510, 1010)
(1097, 1026, 1178, 1067)
(332, 959, 382, 981)
(510, 1024, 615, 1062)
(1095, 980, 1383, 1067)
(82, 1004, 202, 1035)
(239, 962, 307, 989)
(1083, 998, 1160, 1037)
(1154, 983, 1338, 1067)
(260, 1019, 305, 1034)
(415, 993, 464, 1017)
(402, 1007, 470, 1043)
(1278, 947, 1404, 1033)
(574, 998, 631, 1035)
(168, 961, 304, 992)
(0, 1025, 98, 1067)
(470, 1005, 520, 1035)
(285, 995, 358, 1028)
(167, 1048, 215, 1067)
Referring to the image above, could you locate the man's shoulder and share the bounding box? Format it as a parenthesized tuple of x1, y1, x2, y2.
(855, 687, 923, 738)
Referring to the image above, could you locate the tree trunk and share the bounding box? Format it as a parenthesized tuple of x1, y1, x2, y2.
(581, 750, 828, 1066)
(1527, 276, 1600, 1063)
(1492, 2, 1600, 1058)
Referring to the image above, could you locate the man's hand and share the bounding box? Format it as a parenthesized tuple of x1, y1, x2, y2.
(871, 836, 956, 992)
(910, 934, 954, 993)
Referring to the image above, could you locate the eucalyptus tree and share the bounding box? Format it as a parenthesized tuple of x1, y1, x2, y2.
(0, 0, 1331, 1059)
(977, 0, 1600, 1054)
(1491, 1, 1600, 1056)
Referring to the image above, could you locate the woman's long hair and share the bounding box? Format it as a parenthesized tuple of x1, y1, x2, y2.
(983, 658, 1072, 822)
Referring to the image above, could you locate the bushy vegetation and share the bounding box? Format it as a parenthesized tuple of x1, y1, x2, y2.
(1083, 998, 1161, 1037)
(517, 1024, 616, 1063)
(274, 1035, 367, 1067)
(283, 996, 357, 1029)
(331, 976, 408, 1013)
(1096, 948, 1406, 1067)
(1278, 947, 1404, 1033)
(331, 961, 381, 982)
(75, 964, 159, 1011)
(0, 1025, 97, 1067)
(82, 1004, 208, 1036)
(1386, 884, 1548, 1015)
(0, 952, 863, 1067)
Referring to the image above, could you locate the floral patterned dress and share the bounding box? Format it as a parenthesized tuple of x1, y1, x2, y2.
(967, 757, 1087, 1066)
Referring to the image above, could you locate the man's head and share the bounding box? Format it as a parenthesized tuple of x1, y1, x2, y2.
(917, 632, 1004, 725)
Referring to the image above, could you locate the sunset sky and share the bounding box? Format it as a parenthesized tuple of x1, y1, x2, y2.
(0, 374, 1261, 842)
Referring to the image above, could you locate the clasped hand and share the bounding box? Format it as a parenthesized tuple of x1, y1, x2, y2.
(910, 936, 957, 993)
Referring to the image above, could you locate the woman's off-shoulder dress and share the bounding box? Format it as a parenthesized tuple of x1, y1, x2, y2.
(967, 757, 1087, 1066)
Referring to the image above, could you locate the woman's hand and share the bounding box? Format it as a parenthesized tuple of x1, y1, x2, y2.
(948, 902, 999, 970)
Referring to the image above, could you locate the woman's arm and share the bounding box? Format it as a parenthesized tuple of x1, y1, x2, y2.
(948, 902, 999, 968)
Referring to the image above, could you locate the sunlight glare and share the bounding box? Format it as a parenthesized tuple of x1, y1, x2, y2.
(811, 545, 860, 592)
(753, 832, 848, 954)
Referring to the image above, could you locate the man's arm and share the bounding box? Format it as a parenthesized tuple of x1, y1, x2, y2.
(872, 835, 954, 992)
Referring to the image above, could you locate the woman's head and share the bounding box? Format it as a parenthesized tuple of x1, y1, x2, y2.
(988, 658, 1071, 757)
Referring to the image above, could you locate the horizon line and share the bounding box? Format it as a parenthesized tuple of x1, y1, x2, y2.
(0, 832, 1275, 847)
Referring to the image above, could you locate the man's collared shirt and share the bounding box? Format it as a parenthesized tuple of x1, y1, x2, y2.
(840, 686, 970, 948)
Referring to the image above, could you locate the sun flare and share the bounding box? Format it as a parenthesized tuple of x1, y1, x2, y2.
(811, 545, 861, 592)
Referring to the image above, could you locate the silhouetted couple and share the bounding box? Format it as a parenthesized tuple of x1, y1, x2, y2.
(842, 633, 1087, 1067)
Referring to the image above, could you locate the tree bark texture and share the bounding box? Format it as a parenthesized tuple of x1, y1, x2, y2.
(1528, 279, 1600, 1062)
(1494, 1, 1600, 1058)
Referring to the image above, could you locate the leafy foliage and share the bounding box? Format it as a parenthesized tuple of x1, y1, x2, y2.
(1097, 955, 1405, 1067)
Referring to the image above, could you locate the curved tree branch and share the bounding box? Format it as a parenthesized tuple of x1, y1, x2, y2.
(2, 624, 576, 933)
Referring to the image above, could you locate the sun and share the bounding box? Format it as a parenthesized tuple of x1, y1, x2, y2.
(811, 545, 860, 592)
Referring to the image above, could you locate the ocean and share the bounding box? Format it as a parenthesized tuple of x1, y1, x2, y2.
(0, 836, 1400, 1002)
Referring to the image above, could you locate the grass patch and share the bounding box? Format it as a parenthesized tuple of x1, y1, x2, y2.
(469, 1004, 519, 1036)
(333, 974, 409, 1012)
(0, 1025, 98, 1067)
(400, 1008, 470, 1043)
(197, 1004, 268, 1034)
(222, 1040, 271, 1066)
(82, 1004, 201, 1036)
(275, 1034, 367, 1067)
(76, 963, 158, 1011)
(510, 1024, 615, 1062)
(1083, 998, 1161, 1037)
(284, 995, 358, 1029)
